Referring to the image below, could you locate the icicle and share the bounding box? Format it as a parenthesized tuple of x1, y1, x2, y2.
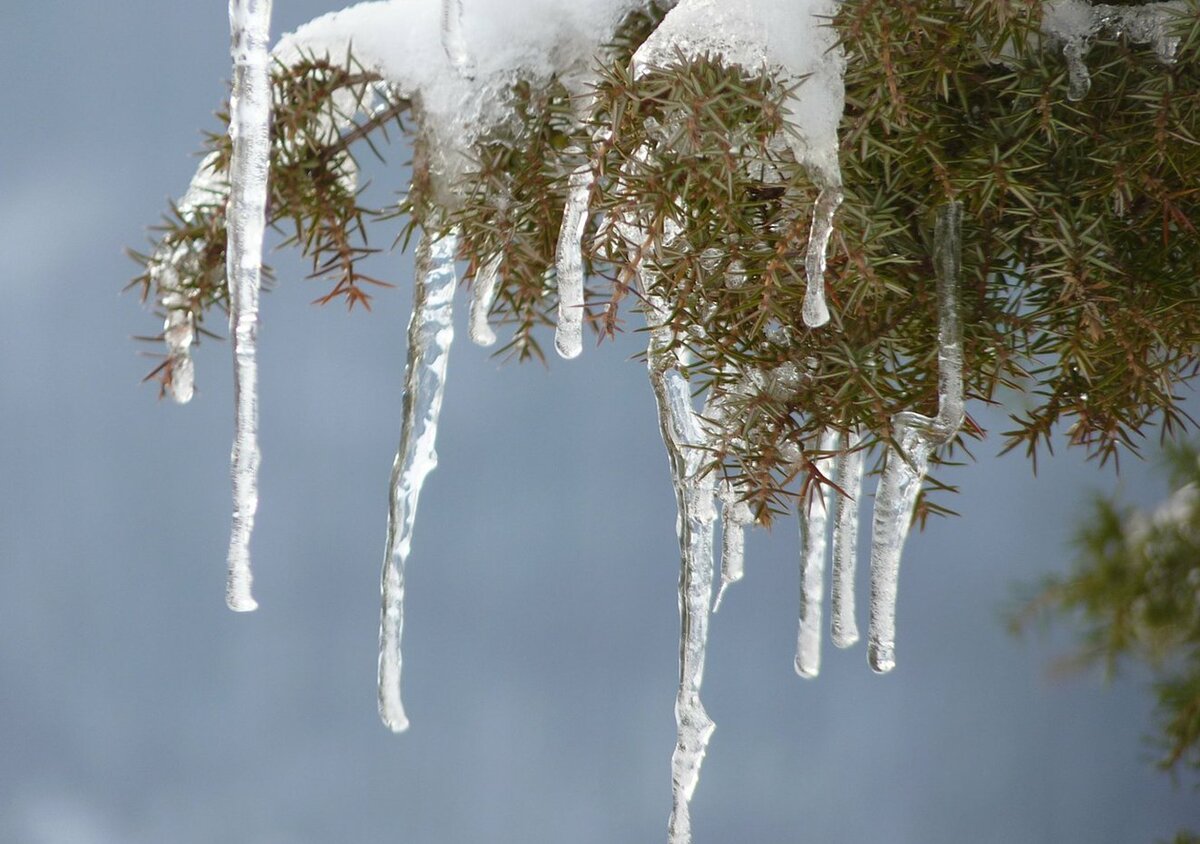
(378, 228, 458, 733)
(441, 0, 474, 78)
(802, 186, 842, 329)
(713, 482, 751, 612)
(868, 201, 964, 673)
(647, 308, 717, 844)
(554, 162, 593, 360)
(830, 427, 864, 649)
(795, 427, 839, 678)
(225, 0, 274, 613)
(1062, 38, 1092, 101)
(468, 251, 502, 347)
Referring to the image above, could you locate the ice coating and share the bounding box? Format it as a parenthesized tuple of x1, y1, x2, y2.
(225, 0, 274, 613)
(795, 427, 838, 678)
(555, 162, 593, 359)
(1043, 1, 1188, 101)
(830, 427, 864, 649)
(802, 186, 842, 328)
(468, 252, 502, 347)
(713, 481, 752, 612)
(378, 229, 458, 732)
(867, 201, 964, 673)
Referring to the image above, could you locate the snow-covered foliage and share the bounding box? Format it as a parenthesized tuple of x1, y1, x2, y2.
(132, 1, 1200, 841)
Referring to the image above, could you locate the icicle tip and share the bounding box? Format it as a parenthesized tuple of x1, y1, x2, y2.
(868, 642, 896, 674)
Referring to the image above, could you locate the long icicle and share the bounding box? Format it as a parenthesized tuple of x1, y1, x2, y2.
(795, 427, 839, 678)
(830, 427, 864, 649)
(225, 0, 274, 613)
(647, 306, 717, 844)
(868, 201, 964, 673)
(378, 227, 458, 732)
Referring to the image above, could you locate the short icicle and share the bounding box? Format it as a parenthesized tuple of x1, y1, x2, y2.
(378, 227, 459, 733)
(795, 427, 839, 678)
(225, 0, 274, 613)
(830, 428, 865, 648)
(645, 293, 717, 844)
(713, 481, 751, 612)
(468, 252, 502, 347)
(802, 185, 843, 329)
(867, 201, 965, 673)
(554, 161, 593, 360)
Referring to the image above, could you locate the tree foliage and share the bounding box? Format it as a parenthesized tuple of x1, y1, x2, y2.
(132, 0, 1200, 519)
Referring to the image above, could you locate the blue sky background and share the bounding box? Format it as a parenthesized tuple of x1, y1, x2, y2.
(1, 3, 1197, 842)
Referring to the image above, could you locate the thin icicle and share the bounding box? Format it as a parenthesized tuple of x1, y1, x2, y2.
(640, 280, 716, 844)
(378, 228, 458, 733)
(441, 0, 475, 78)
(795, 427, 839, 678)
(225, 0, 274, 613)
(1062, 38, 1093, 101)
(713, 482, 751, 612)
(868, 201, 964, 673)
(555, 162, 593, 360)
(468, 251, 502, 347)
(802, 186, 842, 328)
(830, 427, 864, 649)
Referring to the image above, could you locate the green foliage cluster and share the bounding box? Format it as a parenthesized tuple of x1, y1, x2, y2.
(1015, 442, 1200, 843)
(133, 0, 1200, 516)
(1018, 443, 1200, 776)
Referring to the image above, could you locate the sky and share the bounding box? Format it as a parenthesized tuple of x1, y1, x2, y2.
(0, 2, 1197, 843)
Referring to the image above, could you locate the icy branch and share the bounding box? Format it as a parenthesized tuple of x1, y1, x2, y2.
(378, 228, 458, 733)
(867, 201, 965, 673)
(225, 0, 274, 613)
(1043, 0, 1187, 101)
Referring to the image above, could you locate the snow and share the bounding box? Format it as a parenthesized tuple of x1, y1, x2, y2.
(224, 0, 274, 613)
(378, 229, 458, 733)
(275, 0, 657, 194)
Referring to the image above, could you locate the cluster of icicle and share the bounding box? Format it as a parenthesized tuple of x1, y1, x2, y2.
(153, 2, 970, 843)
(1043, 0, 1187, 100)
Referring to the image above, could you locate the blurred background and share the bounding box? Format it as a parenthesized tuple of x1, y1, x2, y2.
(0, 3, 1197, 842)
